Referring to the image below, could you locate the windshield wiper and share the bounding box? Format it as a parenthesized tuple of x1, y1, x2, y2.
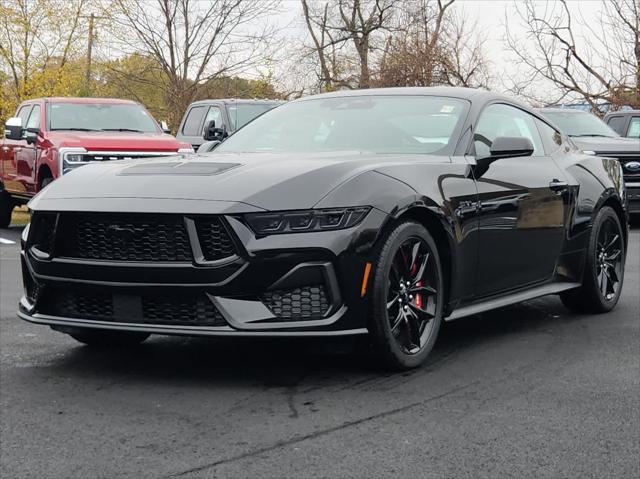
(101, 128, 144, 133)
(50, 127, 102, 132)
(570, 134, 614, 138)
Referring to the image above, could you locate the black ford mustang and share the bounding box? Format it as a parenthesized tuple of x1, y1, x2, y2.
(19, 87, 628, 369)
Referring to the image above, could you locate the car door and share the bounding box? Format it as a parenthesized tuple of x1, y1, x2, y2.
(178, 104, 208, 150)
(2, 104, 33, 193)
(15, 104, 41, 193)
(471, 103, 568, 297)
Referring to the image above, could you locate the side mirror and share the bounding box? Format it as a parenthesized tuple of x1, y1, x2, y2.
(198, 140, 221, 153)
(4, 117, 23, 140)
(203, 120, 227, 142)
(160, 121, 171, 134)
(24, 130, 38, 145)
(488, 136, 534, 159)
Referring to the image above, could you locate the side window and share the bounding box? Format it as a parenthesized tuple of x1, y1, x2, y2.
(473, 103, 544, 159)
(181, 106, 206, 136)
(606, 115, 625, 135)
(202, 106, 222, 132)
(16, 105, 33, 125)
(627, 117, 640, 138)
(536, 119, 563, 154)
(26, 105, 41, 130)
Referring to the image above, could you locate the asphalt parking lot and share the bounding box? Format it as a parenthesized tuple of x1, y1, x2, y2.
(1, 224, 638, 479)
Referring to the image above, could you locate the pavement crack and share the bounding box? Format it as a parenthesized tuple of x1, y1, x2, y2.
(166, 381, 477, 478)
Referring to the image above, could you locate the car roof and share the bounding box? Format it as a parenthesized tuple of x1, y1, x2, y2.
(189, 99, 282, 106)
(604, 109, 640, 116)
(537, 107, 590, 114)
(44, 97, 139, 105)
(295, 86, 510, 103)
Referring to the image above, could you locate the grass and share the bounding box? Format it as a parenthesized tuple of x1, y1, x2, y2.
(11, 205, 30, 226)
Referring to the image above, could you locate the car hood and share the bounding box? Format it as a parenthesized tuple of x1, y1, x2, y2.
(30, 151, 447, 212)
(47, 131, 183, 151)
(570, 136, 640, 154)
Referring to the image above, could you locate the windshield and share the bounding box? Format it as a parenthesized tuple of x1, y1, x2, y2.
(216, 95, 468, 155)
(49, 102, 159, 132)
(542, 110, 619, 138)
(226, 103, 281, 130)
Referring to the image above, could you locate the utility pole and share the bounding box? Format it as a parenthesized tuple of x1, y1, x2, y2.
(81, 13, 104, 96)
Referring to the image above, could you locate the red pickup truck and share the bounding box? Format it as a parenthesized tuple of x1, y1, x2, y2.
(0, 97, 193, 227)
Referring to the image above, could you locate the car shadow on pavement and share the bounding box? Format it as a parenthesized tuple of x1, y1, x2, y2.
(41, 295, 580, 386)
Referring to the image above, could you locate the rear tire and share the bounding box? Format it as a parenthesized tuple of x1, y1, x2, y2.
(68, 329, 150, 347)
(560, 206, 625, 313)
(367, 221, 444, 370)
(0, 191, 13, 228)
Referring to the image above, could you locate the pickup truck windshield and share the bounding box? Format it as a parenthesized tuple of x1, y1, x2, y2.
(216, 96, 468, 155)
(226, 103, 280, 130)
(543, 110, 619, 138)
(49, 103, 159, 133)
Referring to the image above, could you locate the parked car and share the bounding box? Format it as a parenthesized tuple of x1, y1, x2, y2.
(0, 97, 194, 227)
(603, 110, 640, 138)
(539, 107, 640, 214)
(20, 87, 628, 370)
(176, 99, 282, 150)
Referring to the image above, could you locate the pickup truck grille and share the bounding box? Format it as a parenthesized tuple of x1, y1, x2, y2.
(29, 212, 238, 263)
(596, 153, 640, 182)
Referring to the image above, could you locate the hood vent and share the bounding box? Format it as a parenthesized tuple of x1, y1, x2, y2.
(119, 161, 240, 176)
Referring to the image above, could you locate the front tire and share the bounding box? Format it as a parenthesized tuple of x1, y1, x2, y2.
(68, 329, 150, 347)
(0, 191, 14, 228)
(561, 206, 625, 313)
(368, 221, 444, 370)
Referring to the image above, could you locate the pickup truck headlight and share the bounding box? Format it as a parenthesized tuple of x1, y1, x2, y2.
(245, 207, 371, 236)
(59, 147, 88, 174)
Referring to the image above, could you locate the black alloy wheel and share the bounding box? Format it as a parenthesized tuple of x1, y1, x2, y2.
(369, 221, 443, 369)
(595, 216, 624, 301)
(561, 206, 625, 313)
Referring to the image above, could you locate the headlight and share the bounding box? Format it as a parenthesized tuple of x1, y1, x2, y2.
(245, 207, 371, 236)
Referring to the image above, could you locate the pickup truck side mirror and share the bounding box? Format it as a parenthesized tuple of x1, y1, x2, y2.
(4, 117, 23, 141)
(203, 120, 227, 142)
(160, 121, 171, 134)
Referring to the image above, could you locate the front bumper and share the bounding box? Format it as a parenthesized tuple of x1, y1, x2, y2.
(19, 208, 388, 337)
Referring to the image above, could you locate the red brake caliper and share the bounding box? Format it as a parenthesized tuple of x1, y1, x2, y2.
(410, 262, 424, 309)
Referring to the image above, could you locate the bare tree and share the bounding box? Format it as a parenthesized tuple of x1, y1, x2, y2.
(301, 0, 395, 90)
(504, 0, 639, 110)
(109, 0, 280, 127)
(376, 0, 489, 88)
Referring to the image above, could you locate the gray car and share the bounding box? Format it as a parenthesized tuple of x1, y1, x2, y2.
(176, 99, 282, 150)
(539, 107, 640, 214)
(603, 110, 640, 139)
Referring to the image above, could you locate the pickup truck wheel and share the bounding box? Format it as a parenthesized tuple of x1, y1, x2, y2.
(0, 192, 14, 228)
(68, 329, 150, 347)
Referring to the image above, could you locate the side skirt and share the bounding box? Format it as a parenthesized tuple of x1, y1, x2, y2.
(445, 282, 581, 321)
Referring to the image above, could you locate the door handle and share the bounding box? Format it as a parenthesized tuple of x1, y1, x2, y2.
(549, 179, 569, 193)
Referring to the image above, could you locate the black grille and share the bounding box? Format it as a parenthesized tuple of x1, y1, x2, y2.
(599, 154, 640, 182)
(262, 285, 330, 321)
(194, 217, 237, 261)
(41, 289, 113, 320)
(142, 293, 225, 325)
(58, 213, 192, 262)
(29, 213, 56, 254)
(38, 287, 226, 326)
